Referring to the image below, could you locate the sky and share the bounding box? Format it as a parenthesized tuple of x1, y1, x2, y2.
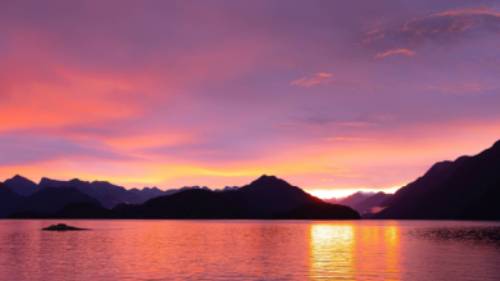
(1, 0, 500, 198)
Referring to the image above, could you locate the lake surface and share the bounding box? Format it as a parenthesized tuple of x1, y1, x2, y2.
(0, 220, 499, 281)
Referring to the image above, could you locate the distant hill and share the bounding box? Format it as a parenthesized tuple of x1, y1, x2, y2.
(329, 191, 392, 217)
(375, 140, 500, 220)
(38, 178, 167, 208)
(0, 175, 174, 217)
(0, 175, 171, 209)
(114, 175, 360, 219)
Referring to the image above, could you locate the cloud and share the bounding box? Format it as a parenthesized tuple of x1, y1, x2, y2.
(375, 48, 416, 59)
(366, 6, 500, 48)
(291, 72, 333, 88)
(427, 82, 499, 96)
(0, 131, 134, 166)
(433, 7, 500, 18)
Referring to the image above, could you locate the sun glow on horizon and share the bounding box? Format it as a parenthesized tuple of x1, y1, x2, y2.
(307, 186, 401, 199)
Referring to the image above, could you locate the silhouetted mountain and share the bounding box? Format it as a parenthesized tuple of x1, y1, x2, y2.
(128, 187, 167, 202)
(39, 178, 166, 208)
(329, 191, 393, 217)
(236, 175, 319, 217)
(115, 189, 242, 218)
(281, 202, 360, 219)
(4, 175, 37, 196)
(114, 175, 360, 219)
(0, 183, 24, 217)
(1, 174, 359, 219)
(9, 188, 102, 218)
(219, 186, 239, 192)
(52, 202, 113, 218)
(18, 187, 101, 216)
(375, 140, 500, 220)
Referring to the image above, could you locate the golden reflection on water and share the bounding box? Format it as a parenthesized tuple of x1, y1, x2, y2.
(310, 224, 355, 280)
(309, 222, 401, 281)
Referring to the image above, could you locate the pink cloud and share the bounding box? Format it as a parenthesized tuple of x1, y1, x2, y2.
(375, 48, 416, 59)
(291, 72, 333, 87)
(433, 7, 500, 18)
(427, 82, 496, 96)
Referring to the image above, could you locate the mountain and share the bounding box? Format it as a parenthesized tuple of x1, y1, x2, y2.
(114, 189, 242, 218)
(235, 175, 319, 217)
(51, 203, 113, 218)
(0, 183, 24, 217)
(10, 187, 101, 217)
(354, 192, 392, 216)
(375, 140, 500, 220)
(128, 187, 167, 202)
(281, 202, 363, 219)
(114, 175, 360, 219)
(4, 175, 38, 196)
(330, 192, 393, 217)
(39, 178, 167, 208)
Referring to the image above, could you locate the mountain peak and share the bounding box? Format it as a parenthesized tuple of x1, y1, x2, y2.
(250, 175, 289, 186)
(8, 174, 35, 184)
(4, 175, 38, 196)
(39, 177, 52, 184)
(69, 178, 85, 184)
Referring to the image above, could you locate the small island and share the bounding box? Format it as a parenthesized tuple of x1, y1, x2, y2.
(42, 223, 87, 231)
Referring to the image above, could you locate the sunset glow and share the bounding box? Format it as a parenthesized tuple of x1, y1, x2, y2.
(1, 1, 499, 196)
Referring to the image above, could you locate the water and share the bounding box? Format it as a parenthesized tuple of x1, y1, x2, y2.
(0, 220, 499, 281)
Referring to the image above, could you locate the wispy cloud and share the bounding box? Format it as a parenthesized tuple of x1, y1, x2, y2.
(291, 72, 333, 88)
(366, 6, 500, 48)
(0, 132, 134, 166)
(375, 48, 416, 59)
(427, 82, 498, 96)
(433, 7, 500, 18)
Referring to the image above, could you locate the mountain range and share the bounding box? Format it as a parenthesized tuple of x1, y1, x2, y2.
(2, 175, 215, 209)
(0, 175, 360, 219)
(113, 175, 359, 219)
(1, 139, 499, 220)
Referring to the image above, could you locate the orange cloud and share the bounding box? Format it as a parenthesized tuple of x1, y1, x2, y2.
(0, 66, 150, 132)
